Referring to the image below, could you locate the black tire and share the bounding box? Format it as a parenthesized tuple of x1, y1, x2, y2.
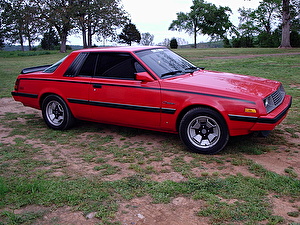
(179, 107, 229, 154)
(42, 95, 75, 130)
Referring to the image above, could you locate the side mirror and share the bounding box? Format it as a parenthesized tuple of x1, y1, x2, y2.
(135, 72, 154, 82)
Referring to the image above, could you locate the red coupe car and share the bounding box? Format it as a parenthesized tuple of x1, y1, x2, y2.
(12, 46, 292, 154)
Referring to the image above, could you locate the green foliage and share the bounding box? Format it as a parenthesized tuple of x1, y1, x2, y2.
(170, 38, 178, 49)
(169, 0, 233, 48)
(236, 0, 300, 48)
(290, 30, 300, 47)
(140, 32, 154, 46)
(257, 30, 281, 47)
(118, 23, 141, 46)
(40, 29, 60, 50)
(0, 0, 41, 51)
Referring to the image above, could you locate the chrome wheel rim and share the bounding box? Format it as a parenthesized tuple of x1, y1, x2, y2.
(187, 116, 220, 149)
(45, 100, 64, 126)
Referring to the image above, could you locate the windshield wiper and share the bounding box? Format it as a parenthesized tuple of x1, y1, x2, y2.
(161, 70, 182, 78)
(184, 66, 205, 74)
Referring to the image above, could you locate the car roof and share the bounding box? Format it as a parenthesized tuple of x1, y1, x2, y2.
(72, 46, 166, 54)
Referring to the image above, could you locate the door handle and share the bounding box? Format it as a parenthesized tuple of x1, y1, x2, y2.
(93, 84, 102, 88)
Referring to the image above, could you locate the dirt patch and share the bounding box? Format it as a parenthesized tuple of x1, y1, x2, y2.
(270, 195, 300, 224)
(114, 196, 209, 225)
(1, 97, 299, 224)
(246, 147, 300, 177)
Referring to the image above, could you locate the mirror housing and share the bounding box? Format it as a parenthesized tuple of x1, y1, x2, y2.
(136, 72, 154, 82)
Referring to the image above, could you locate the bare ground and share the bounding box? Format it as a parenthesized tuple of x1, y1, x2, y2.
(0, 97, 299, 225)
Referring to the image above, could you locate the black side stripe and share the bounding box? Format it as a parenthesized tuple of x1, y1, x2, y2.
(11, 92, 38, 98)
(160, 88, 255, 104)
(228, 115, 258, 123)
(68, 98, 176, 114)
(18, 77, 255, 104)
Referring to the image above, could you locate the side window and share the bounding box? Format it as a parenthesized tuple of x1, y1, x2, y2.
(64, 53, 88, 77)
(95, 53, 145, 79)
(77, 53, 98, 77)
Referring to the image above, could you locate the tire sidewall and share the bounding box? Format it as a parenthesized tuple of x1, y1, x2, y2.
(42, 95, 73, 130)
(179, 107, 229, 154)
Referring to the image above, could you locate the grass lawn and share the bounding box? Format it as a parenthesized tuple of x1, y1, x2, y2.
(0, 48, 299, 225)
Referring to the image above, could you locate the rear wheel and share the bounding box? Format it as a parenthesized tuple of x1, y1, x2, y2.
(42, 95, 74, 130)
(179, 107, 229, 154)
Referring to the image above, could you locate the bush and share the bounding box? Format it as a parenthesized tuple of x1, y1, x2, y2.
(170, 38, 178, 49)
(257, 31, 280, 47)
(291, 31, 300, 47)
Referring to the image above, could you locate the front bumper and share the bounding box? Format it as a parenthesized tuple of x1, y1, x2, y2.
(228, 95, 292, 135)
(250, 95, 292, 131)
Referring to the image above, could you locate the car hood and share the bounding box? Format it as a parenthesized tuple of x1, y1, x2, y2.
(163, 70, 281, 99)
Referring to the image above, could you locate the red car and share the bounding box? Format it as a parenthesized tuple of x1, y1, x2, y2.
(12, 46, 292, 154)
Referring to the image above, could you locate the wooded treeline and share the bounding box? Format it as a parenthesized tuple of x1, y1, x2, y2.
(0, 0, 129, 52)
(1, 0, 299, 51)
(170, 0, 300, 48)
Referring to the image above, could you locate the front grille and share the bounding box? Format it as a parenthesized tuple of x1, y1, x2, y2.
(271, 89, 284, 106)
(264, 85, 286, 113)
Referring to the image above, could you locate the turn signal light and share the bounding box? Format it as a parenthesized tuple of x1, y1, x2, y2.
(245, 108, 257, 113)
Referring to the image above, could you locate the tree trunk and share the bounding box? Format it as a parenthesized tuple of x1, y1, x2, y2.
(19, 32, 24, 51)
(27, 34, 32, 51)
(279, 0, 291, 48)
(82, 27, 87, 48)
(60, 32, 67, 53)
(87, 14, 92, 48)
(87, 25, 92, 47)
(193, 26, 197, 48)
(79, 15, 88, 48)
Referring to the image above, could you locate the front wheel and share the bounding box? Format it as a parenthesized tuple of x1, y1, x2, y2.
(179, 108, 229, 154)
(42, 95, 74, 130)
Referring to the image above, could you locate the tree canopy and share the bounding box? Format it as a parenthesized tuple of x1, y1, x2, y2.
(118, 23, 141, 46)
(236, 0, 299, 48)
(169, 0, 233, 48)
(0, 0, 129, 52)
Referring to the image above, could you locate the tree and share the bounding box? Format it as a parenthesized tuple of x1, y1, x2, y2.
(169, 0, 233, 48)
(158, 38, 170, 47)
(140, 32, 154, 46)
(238, 0, 284, 47)
(280, 0, 292, 48)
(74, 0, 129, 48)
(118, 23, 141, 46)
(40, 28, 59, 50)
(170, 38, 178, 49)
(0, 20, 4, 49)
(246, 0, 294, 48)
(22, 1, 41, 50)
(0, 0, 41, 51)
(34, 0, 76, 53)
(253, 0, 281, 35)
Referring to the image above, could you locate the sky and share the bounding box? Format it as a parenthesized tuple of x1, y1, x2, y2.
(70, 0, 261, 45)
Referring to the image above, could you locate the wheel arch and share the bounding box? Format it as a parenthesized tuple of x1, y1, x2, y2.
(176, 104, 228, 132)
(39, 92, 68, 109)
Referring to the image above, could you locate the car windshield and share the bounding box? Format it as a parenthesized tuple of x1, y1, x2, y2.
(44, 56, 67, 73)
(135, 48, 198, 78)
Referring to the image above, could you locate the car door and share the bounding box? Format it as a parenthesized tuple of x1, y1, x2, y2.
(88, 52, 162, 129)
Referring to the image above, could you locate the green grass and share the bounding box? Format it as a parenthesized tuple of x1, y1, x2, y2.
(0, 48, 300, 224)
(0, 51, 68, 97)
